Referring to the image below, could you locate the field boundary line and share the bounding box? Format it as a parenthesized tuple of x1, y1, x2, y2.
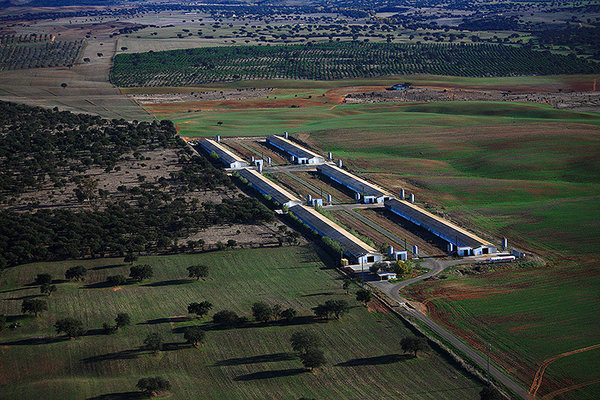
(540, 378, 600, 400)
(529, 343, 600, 398)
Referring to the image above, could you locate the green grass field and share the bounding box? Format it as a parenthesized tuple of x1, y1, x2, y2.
(169, 101, 600, 138)
(0, 246, 481, 399)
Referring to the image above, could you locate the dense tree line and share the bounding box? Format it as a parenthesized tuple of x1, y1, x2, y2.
(111, 42, 600, 87)
(0, 193, 273, 268)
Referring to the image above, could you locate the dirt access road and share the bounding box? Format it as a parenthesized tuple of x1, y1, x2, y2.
(371, 257, 530, 399)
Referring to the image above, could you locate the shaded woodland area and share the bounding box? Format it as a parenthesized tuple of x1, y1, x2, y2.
(0, 102, 274, 268)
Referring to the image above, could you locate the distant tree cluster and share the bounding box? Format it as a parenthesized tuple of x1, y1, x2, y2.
(0, 193, 273, 268)
(314, 299, 350, 320)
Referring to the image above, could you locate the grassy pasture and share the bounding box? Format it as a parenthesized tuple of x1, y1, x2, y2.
(168, 101, 600, 138)
(0, 246, 481, 399)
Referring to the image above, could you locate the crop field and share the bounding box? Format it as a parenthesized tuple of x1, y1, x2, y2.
(0, 246, 482, 400)
(401, 263, 600, 399)
(110, 42, 600, 87)
(122, 74, 600, 93)
(0, 35, 84, 71)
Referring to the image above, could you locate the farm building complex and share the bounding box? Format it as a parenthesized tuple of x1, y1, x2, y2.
(384, 198, 497, 256)
(213, 133, 500, 261)
(267, 135, 325, 164)
(290, 204, 383, 264)
(198, 139, 248, 169)
(236, 168, 302, 208)
(317, 164, 394, 204)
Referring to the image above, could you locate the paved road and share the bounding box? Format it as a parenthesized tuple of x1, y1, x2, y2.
(371, 258, 529, 399)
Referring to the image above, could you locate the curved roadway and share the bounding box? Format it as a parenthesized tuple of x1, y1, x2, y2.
(371, 257, 529, 400)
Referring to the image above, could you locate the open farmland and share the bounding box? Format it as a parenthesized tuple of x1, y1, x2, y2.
(0, 24, 149, 120)
(0, 246, 482, 400)
(166, 100, 600, 138)
(110, 42, 600, 87)
(168, 94, 600, 398)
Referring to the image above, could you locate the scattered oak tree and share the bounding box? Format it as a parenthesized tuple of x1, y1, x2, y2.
(107, 274, 126, 286)
(21, 299, 48, 317)
(40, 283, 57, 296)
(290, 330, 320, 354)
(35, 273, 52, 285)
(213, 310, 243, 328)
(65, 265, 88, 281)
(183, 326, 205, 348)
(188, 301, 212, 319)
(400, 336, 428, 358)
(356, 288, 371, 305)
(314, 300, 350, 320)
(342, 278, 351, 295)
(144, 333, 163, 353)
(252, 302, 273, 324)
(136, 377, 171, 398)
(299, 348, 326, 371)
(280, 307, 297, 323)
(115, 313, 131, 329)
(55, 318, 85, 338)
(187, 265, 208, 280)
(130, 265, 153, 282)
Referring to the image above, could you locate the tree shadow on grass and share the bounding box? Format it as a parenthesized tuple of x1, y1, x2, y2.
(138, 316, 191, 326)
(87, 391, 145, 400)
(214, 352, 295, 366)
(142, 279, 191, 287)
(0, 287, 30, 294)
(0, 336, 65, 346)
(81, 349, 142, 364)
(90, 264, 125, 271)
(83, 281, 116, 289)
(301, 292, 336, 297)
(5, 314, 29, 323)
(83, 328, 107, 337)
(4, 294, 44, 301)
(163, 341, 194, 351)
(336, 354, 413, 367)
(272, 315, 325, 327)
(234, 368, 306, 381)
